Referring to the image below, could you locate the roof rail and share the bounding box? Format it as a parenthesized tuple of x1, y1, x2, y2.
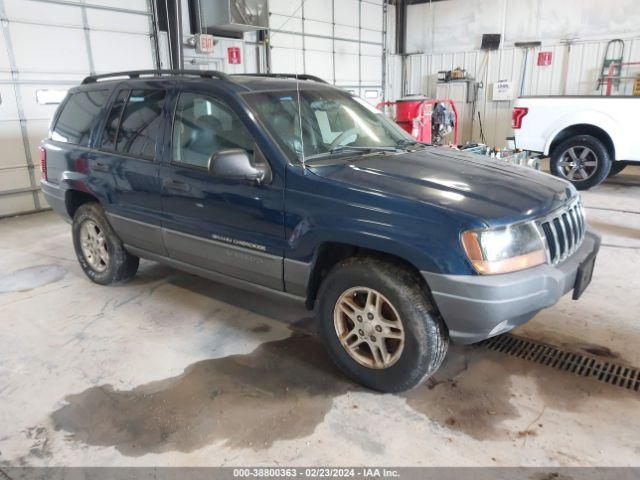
(81, 69, 231, 85)
(232, 73, 330, 84)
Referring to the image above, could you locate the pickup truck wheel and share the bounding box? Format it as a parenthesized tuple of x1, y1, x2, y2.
(72, 203, 139, 285)
(608, 161, 627, 177)
(317, 257, 448, 393)
(550, 135, 611, 190)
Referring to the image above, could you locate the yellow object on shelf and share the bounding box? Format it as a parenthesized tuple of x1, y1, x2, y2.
(634, 76, 640, 96)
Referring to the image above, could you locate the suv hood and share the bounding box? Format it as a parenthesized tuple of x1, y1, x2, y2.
(308, 147, 575, 225)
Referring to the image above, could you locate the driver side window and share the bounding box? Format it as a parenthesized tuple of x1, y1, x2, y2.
(172, 93, 253, 168)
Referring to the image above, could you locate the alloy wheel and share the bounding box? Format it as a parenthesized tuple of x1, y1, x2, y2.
(557, 146, 598, 181)
(80, 220, 109, 272)
(333, 286, 405, 369)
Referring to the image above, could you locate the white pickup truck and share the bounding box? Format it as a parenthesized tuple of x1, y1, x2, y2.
(512, 96, 640, 189)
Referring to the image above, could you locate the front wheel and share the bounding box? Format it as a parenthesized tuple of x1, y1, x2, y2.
(550, 135, 611, 190)
(316, 257, 448, 393)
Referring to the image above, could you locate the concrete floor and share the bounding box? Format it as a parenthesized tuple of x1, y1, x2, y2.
(1, 167, 639, 467)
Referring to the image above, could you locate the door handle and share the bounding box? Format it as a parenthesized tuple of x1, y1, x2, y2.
(162, 178, 190, 192)
(94, 161, 110, 172)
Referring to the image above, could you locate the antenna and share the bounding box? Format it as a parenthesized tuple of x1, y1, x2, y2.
(295, 69, 306, 171)
(270, 0, 309, 172)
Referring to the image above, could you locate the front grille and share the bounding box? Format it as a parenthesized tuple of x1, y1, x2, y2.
(538, 201, 586, 265)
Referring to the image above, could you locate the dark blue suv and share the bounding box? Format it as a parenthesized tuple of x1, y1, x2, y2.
(40, 70, 600, 392)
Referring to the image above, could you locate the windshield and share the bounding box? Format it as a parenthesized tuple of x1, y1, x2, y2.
(243, 89, 416, 162)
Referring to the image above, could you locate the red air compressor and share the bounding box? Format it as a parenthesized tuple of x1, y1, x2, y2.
(377, 96, 459, 145)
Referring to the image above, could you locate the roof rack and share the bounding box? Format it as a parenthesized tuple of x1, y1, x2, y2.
(231, 73, 329, 84)
(81, 69, 231, 85)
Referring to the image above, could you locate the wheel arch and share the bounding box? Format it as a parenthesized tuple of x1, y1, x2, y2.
(304, 241, 429, 310)
(547, 124, 615, 160)
(65, 189, 99, 218)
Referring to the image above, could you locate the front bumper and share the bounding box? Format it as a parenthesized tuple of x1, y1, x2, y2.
(422, 230, 601, 344)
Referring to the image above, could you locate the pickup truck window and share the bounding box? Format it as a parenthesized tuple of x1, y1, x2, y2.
(244, 90, 412, 162)
(114, 89, 166, 160)
(51, 89, 109, 146)
(171, 92, 253, 168)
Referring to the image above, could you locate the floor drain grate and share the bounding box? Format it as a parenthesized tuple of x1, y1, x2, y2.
(481, 334, 640, 392)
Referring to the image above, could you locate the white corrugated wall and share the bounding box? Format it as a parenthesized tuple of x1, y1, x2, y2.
(0, 0, 157, 217)
(268, 0, 386, 103)
(395, 0, 640, 147)
(389, 36, 640, 147)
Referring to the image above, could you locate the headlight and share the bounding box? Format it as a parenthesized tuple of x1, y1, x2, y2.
(461, 222, 546, 275)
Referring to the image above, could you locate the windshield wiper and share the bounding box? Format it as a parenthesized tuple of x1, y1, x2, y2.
(396, 139, 428, 149)
(305, 145, 400, 161)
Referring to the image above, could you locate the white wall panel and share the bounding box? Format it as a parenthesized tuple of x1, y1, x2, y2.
(89, 0, 148, 10)
(335, 0, 359, 27)
(335, 53, 359, 84)
(270, 14, 302, 33)
(270, 32, 303, 49)
(269, 0, 386, 97)
(334, 25, 359, 41)
(304, 1, 332, 22)
(0, 85, 20, 120)
(86, 9, 150, 33)
(305, 50, 333, 78)
(0, 0, 155, 216)
(304, 19, 332, 37)
(0, 122, 27, 168)
(361, 2, 383, 31)
(270, 47, 304, 74)
(268, 0, 301, 17)
(4, 0, 83, 25)
(90, 31, 154, 73)
(10, 24, 89, 74)
(400, 0, 640, 148)
(396, 37, 640, 148)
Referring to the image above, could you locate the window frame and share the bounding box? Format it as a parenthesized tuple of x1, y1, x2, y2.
(97, 87, 167, 162)
(169, 91, 257, 172)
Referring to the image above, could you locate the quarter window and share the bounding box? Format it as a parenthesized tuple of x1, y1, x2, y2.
(115, 89, 166, 160)
(172, 93, 253, 168)
(52, 90, 109, 146)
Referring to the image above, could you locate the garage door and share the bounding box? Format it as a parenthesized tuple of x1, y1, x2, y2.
(268, 0, 386, 104)
(0, 0, 157, 217)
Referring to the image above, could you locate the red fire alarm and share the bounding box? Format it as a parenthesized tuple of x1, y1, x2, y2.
(227, 47, 241, 65)
(537, 51, 552, 66)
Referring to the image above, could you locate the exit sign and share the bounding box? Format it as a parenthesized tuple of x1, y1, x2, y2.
(195, 34, 214, 54)
(227, 47, 241, 65)
(537, 51, 553, 66)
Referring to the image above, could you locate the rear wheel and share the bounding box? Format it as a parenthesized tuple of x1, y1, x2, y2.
(72, 203, 139, 285)
(550, 135, 611, 190)
(316, 257, 448, 392)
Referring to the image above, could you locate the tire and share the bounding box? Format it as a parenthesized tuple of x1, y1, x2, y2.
(316, 256, 448, 393)
(72, 202, 139, 285)
(550, 135, 611, 190)
(608, 161, 627, 177)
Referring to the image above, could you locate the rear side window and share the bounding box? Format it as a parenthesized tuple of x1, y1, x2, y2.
(52, 90, 109, 146)
(115, 89, 166, 159)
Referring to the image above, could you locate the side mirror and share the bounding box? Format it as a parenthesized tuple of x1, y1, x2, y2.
(207, 149, 267, 184)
